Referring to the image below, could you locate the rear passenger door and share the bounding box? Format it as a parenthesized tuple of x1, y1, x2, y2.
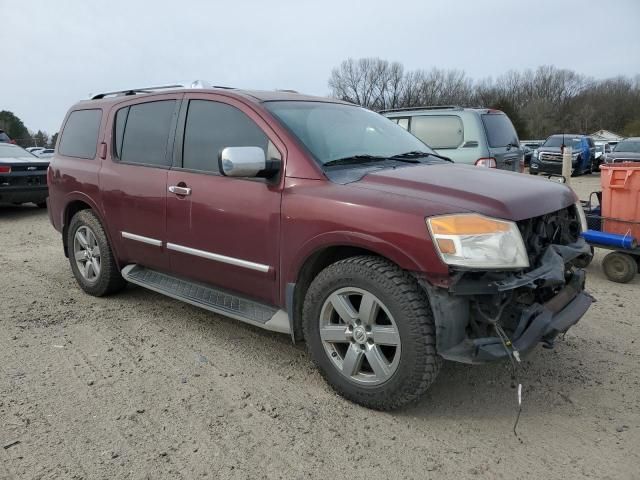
(165, 94, 284, 305)
(100, 95, 182, 272)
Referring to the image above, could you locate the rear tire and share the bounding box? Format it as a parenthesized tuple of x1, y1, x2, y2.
(602, 252, 637, 284)
(303, 255, 441, 410)
(67, 210, 126, 296)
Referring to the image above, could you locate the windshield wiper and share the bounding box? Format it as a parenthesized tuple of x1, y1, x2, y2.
(389, 151, 453, 163)
(323, 155, 388, 167)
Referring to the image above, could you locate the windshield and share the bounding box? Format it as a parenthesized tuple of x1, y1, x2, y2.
(543, 135, 581, 148)
(614, 140, 640, 153)
(264, 101, 435, 165)
(0, 144, 36, 159)
(481, 114, 519, 148)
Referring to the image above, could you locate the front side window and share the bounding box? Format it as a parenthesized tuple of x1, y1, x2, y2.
(114, 100, 176, 167)
(265, 101, 433, 165)
(410, 115, 464, 149)
(182, 100, 274, 173)
(59, 109, 102, 159)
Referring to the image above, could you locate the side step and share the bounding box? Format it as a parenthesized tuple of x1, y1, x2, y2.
(121, 265, 290, 334)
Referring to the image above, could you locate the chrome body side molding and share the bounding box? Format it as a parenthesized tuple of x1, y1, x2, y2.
(121, 231, 163, 247)
(166, 242, 270, 273)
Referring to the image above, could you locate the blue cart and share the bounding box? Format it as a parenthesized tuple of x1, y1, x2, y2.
(580, 191, 640, 283)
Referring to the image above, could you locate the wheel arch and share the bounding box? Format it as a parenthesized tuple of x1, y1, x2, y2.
(61, 194, 118, 265)
(287, 236, 423, 342)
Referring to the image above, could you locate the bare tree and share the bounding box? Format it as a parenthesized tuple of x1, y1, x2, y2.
(328, 58, 640, 138)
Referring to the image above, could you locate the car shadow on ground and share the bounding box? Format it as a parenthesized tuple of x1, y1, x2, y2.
(0, 203, 47, 219)
(115, 283, 591, 420)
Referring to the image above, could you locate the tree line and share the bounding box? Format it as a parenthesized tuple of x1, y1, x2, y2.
(328, 58, 640, 139)
(0, 110, 57, 148)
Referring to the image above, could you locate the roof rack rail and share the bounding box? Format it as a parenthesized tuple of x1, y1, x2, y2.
(90, 80, 232, 100)
(378, 105, 463, 114)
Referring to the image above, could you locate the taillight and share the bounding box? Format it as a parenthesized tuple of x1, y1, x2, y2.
(0, 165, 11, 174)
(475, 158, 496, 168)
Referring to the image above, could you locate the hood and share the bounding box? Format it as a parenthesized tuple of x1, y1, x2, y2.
(538, 147, 563, 154)
(353, 163, 577, 221)
(608, 152, 640, 161)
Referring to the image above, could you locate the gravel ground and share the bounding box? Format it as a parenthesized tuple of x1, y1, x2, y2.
(1, 173, 638, 479)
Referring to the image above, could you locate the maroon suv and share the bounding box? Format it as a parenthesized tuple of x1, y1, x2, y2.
(48, 83, 593, 409)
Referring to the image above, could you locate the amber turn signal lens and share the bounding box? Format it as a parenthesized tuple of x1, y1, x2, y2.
(429, 215, 510, 235)
(436, 238, 456, 254)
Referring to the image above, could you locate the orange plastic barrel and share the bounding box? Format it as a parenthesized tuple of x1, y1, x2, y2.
(600, 163, 640, 243)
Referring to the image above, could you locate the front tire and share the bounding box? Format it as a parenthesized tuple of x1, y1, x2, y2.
(67, 210, 126, 296)
(303, 256, 441, 410)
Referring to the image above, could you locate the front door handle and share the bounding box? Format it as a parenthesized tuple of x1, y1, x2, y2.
(168, 185, 192, 196)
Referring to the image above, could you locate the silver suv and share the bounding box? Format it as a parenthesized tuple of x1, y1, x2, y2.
(382, 106, 524, 172)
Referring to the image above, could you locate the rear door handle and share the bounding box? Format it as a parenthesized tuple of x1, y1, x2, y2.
(168, 185, 192, 196)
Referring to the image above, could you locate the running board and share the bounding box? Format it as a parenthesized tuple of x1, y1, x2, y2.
(121, 265, 290, 334)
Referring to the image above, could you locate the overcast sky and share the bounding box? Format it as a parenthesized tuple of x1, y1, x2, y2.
(2, 0, 639, 135)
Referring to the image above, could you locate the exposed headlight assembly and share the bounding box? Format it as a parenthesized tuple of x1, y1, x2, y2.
(427, 214, 530, 269)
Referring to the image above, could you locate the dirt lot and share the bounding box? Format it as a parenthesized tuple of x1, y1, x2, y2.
(1, 174, 638, 480)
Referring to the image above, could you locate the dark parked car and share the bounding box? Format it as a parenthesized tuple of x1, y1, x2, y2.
(47, 83, 592, 410)
(530, 134, 595, 176)
(520, 140, 543, 166)
(0, 143, 49, 207)
(603, 137, 640, 164)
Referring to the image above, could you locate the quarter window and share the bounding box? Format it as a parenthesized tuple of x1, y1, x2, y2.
(59, 109, 102, 159)
(114, 100, 176, 167)
(182, 100, 274, 173)
(410, 115, 464, 149)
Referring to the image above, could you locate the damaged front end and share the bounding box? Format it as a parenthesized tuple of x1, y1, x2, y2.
(423, 205, 593, 364)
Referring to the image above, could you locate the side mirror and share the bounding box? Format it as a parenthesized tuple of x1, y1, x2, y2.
(219, 146, 270, 177)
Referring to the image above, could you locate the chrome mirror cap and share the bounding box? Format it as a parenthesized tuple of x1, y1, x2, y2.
(219, 147, 266, 177)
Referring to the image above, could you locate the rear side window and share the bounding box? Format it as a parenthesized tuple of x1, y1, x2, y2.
(114, 100, 176, 167)
(481, 114, 519, 148)
(410, 115, 463, 149)
(182, 100, 269, 173)
(59, 109, 102, 159)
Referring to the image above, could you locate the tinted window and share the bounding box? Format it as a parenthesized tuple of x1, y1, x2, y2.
(481, 114, 519, 148)
(59, 109, 102, 159)
(182, 100, 269, 173)
(410, 115, 463, 149)
(543, 135, 581, 148)
(0, 144, 37, 159)
(116, 100, 176, 166)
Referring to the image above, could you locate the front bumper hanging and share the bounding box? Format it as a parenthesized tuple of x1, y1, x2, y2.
(424, 239, 593, 364)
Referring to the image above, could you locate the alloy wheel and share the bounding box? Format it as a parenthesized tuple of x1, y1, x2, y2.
(73, 225, 101, 282)
(319, 287, 401, 385)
